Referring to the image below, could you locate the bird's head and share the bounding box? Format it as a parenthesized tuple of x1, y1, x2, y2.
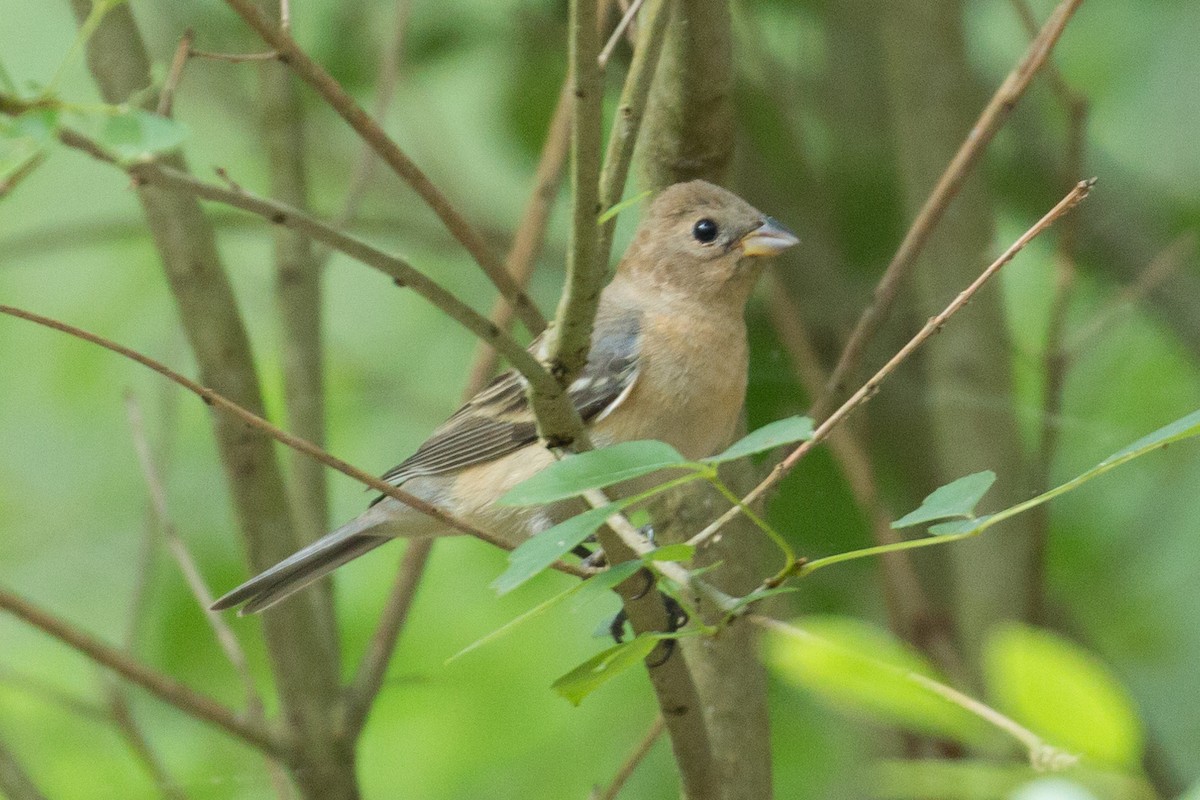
(617, 180, 799, 303)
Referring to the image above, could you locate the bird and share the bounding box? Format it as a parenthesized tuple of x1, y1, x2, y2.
(212, 180, 799, 615)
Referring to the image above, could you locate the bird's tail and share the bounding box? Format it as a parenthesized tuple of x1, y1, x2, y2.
(211, 515, 392, 615)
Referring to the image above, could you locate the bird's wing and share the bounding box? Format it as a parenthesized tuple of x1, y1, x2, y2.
(377, 314, 641, 489)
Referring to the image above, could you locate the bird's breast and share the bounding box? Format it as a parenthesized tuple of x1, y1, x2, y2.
(594, 309, 749, 460)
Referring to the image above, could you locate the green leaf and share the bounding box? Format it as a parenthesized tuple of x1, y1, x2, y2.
(95, 109, 187, 162)
(892, 471, 996, 529)
(766, 616, 992, 745)
(0, 108, 59, 185)
(1100, 408, 1200, 465)
(642, 543, 695, 563)
(499, 440, 691, 506)
(984, 623, 1144, 768)
(708, 416, 815, 464)
(491, 504, 618, 595)
(452, 560, 643, 661)
(597, 189, 651, 224)
(552, 634, 665, 705)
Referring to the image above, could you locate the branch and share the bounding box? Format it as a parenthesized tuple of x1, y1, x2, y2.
(124, 394, 267, 717)
(813, 0, 1086, 418)
(0, 587, 283, 757)
(596, 716, 665, 800)
(0, 303, 586, 578)
(220, 0, 547, 335)
(534, 0, 606, 447)
(691, 180, 1095, 548)
(342, 539, 430, 738)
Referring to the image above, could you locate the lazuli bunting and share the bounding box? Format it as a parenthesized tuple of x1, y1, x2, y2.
(213, 180, 798, 613)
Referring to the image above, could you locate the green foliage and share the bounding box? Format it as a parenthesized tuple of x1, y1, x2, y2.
(498, 440, 690, 506)
(891, 470, 996, 529)
(765, 616, 994, 746)
(708, 415, 815, 463)
(453, 559, 644, 662)
(0, 107, 57, 184)
(984, 624, 1144, 769)
(88, 108, 188, 163)
(552, 634, 666, 706)
(491, 504, 621, 595)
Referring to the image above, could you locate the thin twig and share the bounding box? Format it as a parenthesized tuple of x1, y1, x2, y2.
(464, 80, 573, 392)
(0, 151, 46, 199)
(344, 74, 579, 734)
(343, 539, 431, 737)
(156, 29, 194, 117)
(690, 180, 1095, 549)
(1064, 231, 1197, 356)
(188, 48, 280, 62)
(0, 303, 588, 578)
(0, 587, 284, 756)
(221, 0, 547, 335)
(751, 617, 1078, 771)
(598, 0, 645, 68)
(597, 715, 665, 800)
(813, 0, 1086, 419)
(124, 394, 266, 714)
(103, 679, 188, 800)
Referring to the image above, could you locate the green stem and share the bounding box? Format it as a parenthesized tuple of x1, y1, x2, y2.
(709, 477, 795, 566)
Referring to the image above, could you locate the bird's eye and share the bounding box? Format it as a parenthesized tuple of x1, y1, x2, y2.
(692, 218, 719, 244)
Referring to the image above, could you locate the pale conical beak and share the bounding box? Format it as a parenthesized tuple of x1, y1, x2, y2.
(739, 217, 800, 257)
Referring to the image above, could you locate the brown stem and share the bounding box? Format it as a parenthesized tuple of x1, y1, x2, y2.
(535, 0, 606, 447)
(813, 0, 1086, 419)
(61, 129, 564, 405)
(221, 0, 546, 335)
(597, 715, 665, 800)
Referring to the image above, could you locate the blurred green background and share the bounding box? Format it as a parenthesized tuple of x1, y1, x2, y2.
(1, 0, 1199, 798)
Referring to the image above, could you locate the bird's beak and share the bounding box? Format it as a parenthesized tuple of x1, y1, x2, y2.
(739, 217, 800, 257)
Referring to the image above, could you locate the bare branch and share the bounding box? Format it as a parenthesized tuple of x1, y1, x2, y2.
(533, 0, 606, 447)
(0, 587, 283, 757)
(464, 80, 573, 392)
(221, 0, 547, 335)
(343, 539, 431, 737)
(691, 180, 1095, 548)
(124, 394, 266, 714)
(814, 0, 1086, 418)
(597, 716, 665, 800)
(156, 29, 194, 117)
